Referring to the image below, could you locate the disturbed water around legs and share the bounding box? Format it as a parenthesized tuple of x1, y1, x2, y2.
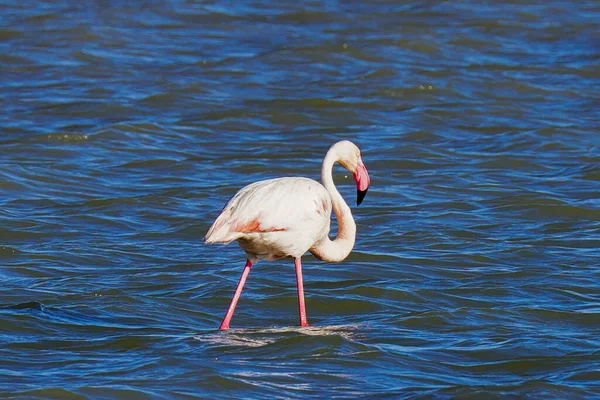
(2, 1, 599, 398)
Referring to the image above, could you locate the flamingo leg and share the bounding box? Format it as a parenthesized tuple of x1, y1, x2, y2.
(219, 259, 252, 330)
(294, 257, 309, 327)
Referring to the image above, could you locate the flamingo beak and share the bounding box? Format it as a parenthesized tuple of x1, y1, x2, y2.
(354, 159, 370, 206)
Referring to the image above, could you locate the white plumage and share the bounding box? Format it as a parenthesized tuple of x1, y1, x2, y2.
(205, 177, 331, 262)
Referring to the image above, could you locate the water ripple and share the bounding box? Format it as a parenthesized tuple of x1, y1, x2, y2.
(1, 0, 599, 398)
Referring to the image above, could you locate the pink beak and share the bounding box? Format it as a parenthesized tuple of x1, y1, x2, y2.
(353, 159, 370, 206)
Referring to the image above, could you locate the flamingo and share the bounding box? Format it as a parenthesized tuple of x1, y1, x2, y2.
(204, 140, 370, 330)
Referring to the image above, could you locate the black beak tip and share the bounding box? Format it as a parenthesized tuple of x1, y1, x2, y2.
(357, 188, 368, 206)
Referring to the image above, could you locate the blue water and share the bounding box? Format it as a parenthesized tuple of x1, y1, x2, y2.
(1, 1, 599, 398)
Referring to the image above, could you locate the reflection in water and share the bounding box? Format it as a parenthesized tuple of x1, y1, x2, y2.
(196, 324, 362, 347)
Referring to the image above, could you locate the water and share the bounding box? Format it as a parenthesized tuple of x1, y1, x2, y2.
(1, 0, 599, 398)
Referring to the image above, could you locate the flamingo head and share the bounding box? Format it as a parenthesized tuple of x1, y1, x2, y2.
(335, 141, 371, 206)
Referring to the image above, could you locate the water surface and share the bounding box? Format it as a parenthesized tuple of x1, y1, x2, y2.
(1, 0, 599, 398)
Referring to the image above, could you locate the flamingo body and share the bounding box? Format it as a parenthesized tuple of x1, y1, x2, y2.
(205, 140, 370, 329)
(205, 177, 331, 263)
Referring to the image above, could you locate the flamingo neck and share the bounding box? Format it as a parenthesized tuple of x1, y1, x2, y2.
(310, 148, 356, 262)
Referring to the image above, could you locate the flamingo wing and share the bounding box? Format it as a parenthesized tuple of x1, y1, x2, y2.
(204, 177, 331, 245)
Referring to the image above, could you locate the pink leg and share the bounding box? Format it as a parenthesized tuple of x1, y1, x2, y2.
(294, 257, 309, 327)
(219, 259, 252, 330)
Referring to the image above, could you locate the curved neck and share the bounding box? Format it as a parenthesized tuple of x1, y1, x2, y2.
(310, 148, 356, 262)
